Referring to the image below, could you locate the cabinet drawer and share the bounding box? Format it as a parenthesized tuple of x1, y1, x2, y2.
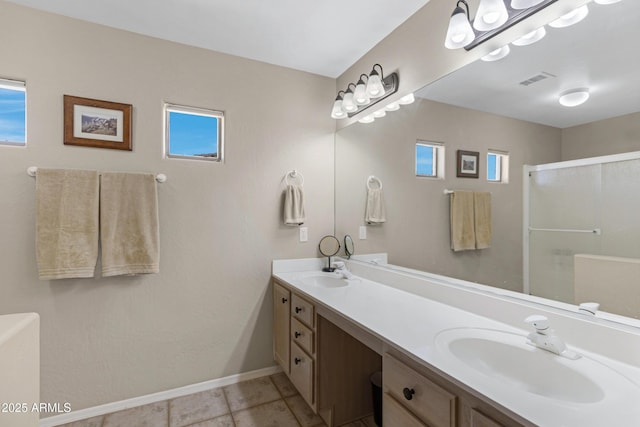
(291, 293, 315, 328)
(384, 353, 456, 427)
(383, 392, 428, 427)
(290, 342, 314, 407)
(291, 317, 314, 355)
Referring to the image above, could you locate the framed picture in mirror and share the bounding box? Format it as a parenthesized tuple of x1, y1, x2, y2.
(457, 150, 479, 178)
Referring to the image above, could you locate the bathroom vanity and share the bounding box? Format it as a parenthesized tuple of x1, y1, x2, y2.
(272, 258, 640, 427)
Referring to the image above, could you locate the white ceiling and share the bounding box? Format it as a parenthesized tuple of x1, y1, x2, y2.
(5, 0, 430, 78)
(418, 1, 640, 128)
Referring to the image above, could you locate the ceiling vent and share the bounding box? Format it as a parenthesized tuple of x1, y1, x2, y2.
(519, 72, 556, 86)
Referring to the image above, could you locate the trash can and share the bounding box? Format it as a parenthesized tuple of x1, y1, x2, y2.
(370, 371, 382, 426)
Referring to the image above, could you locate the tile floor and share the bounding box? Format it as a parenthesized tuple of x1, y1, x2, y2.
(53, 373, 378, 427)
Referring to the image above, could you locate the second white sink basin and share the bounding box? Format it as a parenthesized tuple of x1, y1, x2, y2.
(434, 327, 638, 404)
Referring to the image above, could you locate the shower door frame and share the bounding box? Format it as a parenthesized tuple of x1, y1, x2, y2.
(522, 150, 640, 295)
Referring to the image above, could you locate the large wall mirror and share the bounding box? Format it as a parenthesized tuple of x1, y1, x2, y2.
(335, 0, 640, 322)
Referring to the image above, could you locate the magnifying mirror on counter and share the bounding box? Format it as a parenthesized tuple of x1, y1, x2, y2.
(344, 235, 354, 259)
(319, 235, 341, 272)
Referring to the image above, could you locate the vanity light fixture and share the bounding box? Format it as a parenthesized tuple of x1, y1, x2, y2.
(330, 64, 399, 119)
(558, 88, 590, 107)
(481, 45, 511, 61)
(444, 0, 558, 51)
(548, 4, 589, 28)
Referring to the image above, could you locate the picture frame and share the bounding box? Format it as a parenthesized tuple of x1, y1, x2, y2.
(64, 95, 132, 150)
(456, 150, 479, 178)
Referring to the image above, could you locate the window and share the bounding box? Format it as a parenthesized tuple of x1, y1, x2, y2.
(416, 140, 444, 179)
(0, 78, 26, 146)
(165, 104, 223, 161)
(487, 150, 509, 183)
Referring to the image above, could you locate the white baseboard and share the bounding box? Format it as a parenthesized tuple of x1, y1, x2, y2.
(39, 365, 282, 427)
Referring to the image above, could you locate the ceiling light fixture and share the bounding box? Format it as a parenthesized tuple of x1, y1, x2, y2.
(444, 0, 558, 51)
(558, 88, 590, 107)
(548, 4, 589, 28)
(330, 64, 399, 120)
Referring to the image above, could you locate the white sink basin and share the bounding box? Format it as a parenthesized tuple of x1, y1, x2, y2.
(300, 273, 348, 288)
(435, 328, 638, 404)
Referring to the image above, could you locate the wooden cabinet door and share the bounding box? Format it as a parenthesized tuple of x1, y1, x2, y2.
(273, 281, 290, 373)
(291, 342, 314, 406)
(383, 393, 429, 427)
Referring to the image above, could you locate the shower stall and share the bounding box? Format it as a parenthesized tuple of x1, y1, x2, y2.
(524, 151, 640, 307)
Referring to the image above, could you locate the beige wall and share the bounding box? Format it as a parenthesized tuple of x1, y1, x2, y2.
(0, 1, 335, 413)
(335, 99, 561, 291)
(561, 111, 640, 160)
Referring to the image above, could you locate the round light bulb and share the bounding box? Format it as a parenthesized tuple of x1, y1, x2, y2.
(385, 102, 400, 111)
(559, 89, 590, 107)
(549, 5, 589, 28)
(481, 45, 510, 62)
(372, 109, 386, 118)
(398, 93, 415, 105)
(512, 27, 546, 46)
(358, 115, 375, 124)
(594, 0, 621, 4)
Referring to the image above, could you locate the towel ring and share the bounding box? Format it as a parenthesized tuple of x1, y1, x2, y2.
(367, 175, 382, 190)
(285, 170, 304, 186)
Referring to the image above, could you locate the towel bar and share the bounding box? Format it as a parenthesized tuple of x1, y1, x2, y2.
(27, 167, 167, 183)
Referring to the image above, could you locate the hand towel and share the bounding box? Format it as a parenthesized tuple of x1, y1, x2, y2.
(450, 190, 476, 251)
(474, 191, 492, 249)
(36, 169, 99, 280)
(283, 184, 305, 226)
(100, 173, 160, 277)
(365, 187, 386, 224)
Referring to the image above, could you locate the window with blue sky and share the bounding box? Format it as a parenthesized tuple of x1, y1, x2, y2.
(487, 150, 509, 182)
(165, 104, 223, 161)
(0, 79, 26, 146)
(416, 141, 444, 178)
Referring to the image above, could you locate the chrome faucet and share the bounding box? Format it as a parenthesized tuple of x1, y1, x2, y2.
(331, 261, 354, 279)
(524, 315, 580, 360)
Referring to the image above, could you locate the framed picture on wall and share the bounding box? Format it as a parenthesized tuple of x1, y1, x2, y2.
(456, 150, 479, 178)
(63, 95, 132, 150)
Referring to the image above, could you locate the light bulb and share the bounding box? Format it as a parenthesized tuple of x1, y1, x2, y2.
(354, 78, 370, 105)
(559, 89, 590, 107)
(366, 67, 386, 98)
(594, 0, 621, 4)
(398, 93, 415, 105)
(445, 6, 475, 49)
(474, 0, 508, 31)
(342, 90, 357, 113)
(385, 102, 400, 111)
(330, 99, 345, 119)
(512, 27, 546, 46)
(358, 115, 375, 124)
(549, 5, 589, 28)
(372, 109, 386, 118)
(511, 0, 544, 9)
(481, 45, 510, 62)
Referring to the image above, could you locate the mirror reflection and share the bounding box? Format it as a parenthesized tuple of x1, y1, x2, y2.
(335, 1, 640, 320)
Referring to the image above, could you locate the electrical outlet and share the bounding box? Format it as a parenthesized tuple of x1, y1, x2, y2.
(299, 227, 308, 242)
(359, 225, 367, 240)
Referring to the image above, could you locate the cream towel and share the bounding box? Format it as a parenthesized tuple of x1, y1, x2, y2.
(474, 191, 492, 249)
(100, 173, 159, 277)
(283, 184, 305, 226)
(36, 169, 100, 280)
(450, 191, 476, 251)
(365, 187, 386, 224)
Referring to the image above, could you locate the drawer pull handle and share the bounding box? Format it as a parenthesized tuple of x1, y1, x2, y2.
(294, 331, 301, 338)
(295, 307, 303, 314)
(403, 387, 415, 401)
(281, 297, 288, 304)
(294, 357, 302, 365)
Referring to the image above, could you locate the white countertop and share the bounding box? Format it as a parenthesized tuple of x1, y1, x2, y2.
(272, 258, 640, 427)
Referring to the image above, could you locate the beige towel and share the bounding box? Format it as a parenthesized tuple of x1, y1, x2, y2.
(365, 187, 386, 224)
(474, 191, 492, 249)
(283, 184, 305, 225)
(100, 173, 159, 277)
(450, 191, 476, 251)
(36, 169, 100, 280)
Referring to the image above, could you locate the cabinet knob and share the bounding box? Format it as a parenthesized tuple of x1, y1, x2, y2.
(294, 357, 302, 365)
(281, 297, 288, 303)
(295, 307, 302, 314)
(294, 331, 301, 338)
(403, 387, 415, 401)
